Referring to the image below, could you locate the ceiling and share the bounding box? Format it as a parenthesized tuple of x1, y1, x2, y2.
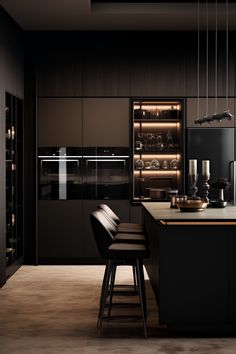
(0, 0, 236, 31)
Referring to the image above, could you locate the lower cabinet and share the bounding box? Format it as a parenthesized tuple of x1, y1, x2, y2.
(38, 200, 83, 264)
(230, 231, 236, 323)
(38, 200, 132, 264)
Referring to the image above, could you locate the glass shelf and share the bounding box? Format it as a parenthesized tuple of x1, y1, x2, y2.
(131, 98, 184, 202)
(5, 92, 23, 272)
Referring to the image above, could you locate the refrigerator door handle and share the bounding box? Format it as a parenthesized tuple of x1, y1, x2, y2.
(229, 161, 236, 205)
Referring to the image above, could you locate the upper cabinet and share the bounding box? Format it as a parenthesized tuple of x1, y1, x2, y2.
(187, 98, 235, 128)
(36, 44, 82, 97)
(83, 98, 129, 147)
(130, 35, 186, 97)
(37, 98, 82, 146)
(82, 38, 130, 97)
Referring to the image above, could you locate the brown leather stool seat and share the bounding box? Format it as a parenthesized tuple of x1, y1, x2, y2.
(97, 203, 144, 233)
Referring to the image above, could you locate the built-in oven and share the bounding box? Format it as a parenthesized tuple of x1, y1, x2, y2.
(38, 147, 82, 200)
(83, 147, 130, 200)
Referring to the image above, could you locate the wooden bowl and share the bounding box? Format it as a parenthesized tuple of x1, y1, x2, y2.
(176, 199, 208, 212)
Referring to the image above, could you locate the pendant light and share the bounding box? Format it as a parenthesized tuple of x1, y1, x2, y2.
(195, 0, 234, 125)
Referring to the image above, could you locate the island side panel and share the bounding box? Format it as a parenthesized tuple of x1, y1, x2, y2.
(143, 207, 229, 327)
(229, 228, 236, 324)
(158, 225, 229, 326)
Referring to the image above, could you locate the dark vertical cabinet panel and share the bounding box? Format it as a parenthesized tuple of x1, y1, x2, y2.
(159, 227, 229, 325)
(37, 44, 82, 97)
(38, 201, 83, 262)
(37, 98, 82, 147)
(130, 34, 186, 97)
(0, 8, 24, 286)
(82, 38, 130, 97)
(229, 231, 236, 323)
(83, 98, 129, 147)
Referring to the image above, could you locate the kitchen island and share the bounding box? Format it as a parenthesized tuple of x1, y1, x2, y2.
(143, 202, 236, 332)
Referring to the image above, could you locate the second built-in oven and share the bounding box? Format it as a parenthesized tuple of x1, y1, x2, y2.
(83, 147, 130, 199)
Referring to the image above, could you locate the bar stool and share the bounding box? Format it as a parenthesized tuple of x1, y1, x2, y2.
(98, 208, 146, 244)
(90, 210, 149, 337)
(97, 203, 144, 234)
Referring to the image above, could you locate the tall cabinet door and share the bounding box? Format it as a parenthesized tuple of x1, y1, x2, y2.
(37, 98, 82, 147)
(83, 98, 129, 147)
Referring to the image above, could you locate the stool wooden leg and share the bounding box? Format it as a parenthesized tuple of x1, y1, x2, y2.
(136, 259, 147, 338)
(108, 264, 116, 319)
(97, 260, 112, 329)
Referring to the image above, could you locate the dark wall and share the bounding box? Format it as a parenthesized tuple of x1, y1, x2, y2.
(33, 31, 235, 98)
(0, 7, 24, 286)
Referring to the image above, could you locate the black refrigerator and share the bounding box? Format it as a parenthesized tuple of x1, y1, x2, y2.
(186, 128, 236, 203)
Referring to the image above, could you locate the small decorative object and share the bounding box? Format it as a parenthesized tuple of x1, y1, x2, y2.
(189, 159, 197, 175)
(170, 159, 179, 170)
(145, 161, 151, 169)
(135, 159, 144, 170)
(188, 174, 199, 199)
(201, 160, 210, 203)
(210, 178, 230, 208)
(176, 198, 208, 212)
(162, 160, 169, 170)
(188, 159, 198, 199)
(150, 159, 160, 169)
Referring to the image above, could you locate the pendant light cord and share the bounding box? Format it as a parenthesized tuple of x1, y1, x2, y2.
(206, 0, 209, 116)
(226, 0, 229, 111)
(215, 0, 218, 114)
(197, 0, 200, 120)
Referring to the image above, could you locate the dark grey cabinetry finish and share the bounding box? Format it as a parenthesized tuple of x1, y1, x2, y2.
(187, 98, 235, 127)
(83, 98, 129, 147)
(158, 227, 228, 325)
(38, 200, 131, 263)
(37, 45, 82, 97)
(144, 209, 236, 330)
(130, 205, 143, 224)
(82, 200, 131, 261)
(230, 231, 236, 324)
(37, 98, 82, 147)
(130, 37, 186, 97)
(38, 201, 83, 263)
(82, 41, 130, 97)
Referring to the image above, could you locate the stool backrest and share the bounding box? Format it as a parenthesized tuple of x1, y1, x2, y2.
(97, 204, 120, 225)
(90, 210, 115, 258)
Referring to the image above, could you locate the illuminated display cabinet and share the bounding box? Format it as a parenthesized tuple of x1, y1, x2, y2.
(131, 98, 185, 202)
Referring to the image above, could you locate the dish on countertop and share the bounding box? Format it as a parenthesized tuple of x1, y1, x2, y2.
(176, 198, 208, 212)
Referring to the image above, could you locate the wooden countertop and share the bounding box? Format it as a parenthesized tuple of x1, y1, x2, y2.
(142, 202, 236, 225)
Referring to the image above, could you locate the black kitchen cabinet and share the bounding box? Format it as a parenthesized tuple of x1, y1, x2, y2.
(229, 230, 236, 324)
(5, 92, 24, 279)
(83, 98, 129, 147)
(38, 200, 83, 263)
(37, 45, 82, 97)
(130, 37, 186, 97)
(37, 98, 83, 147)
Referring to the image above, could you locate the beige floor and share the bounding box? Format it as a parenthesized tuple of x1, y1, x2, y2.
(0, 266, 236, 354)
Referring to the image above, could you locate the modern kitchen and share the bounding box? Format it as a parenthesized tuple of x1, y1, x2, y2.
(1, 0, 236, 353)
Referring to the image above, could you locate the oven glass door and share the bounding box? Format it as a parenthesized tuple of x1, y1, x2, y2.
(39, 158, 82, 200)
(84, 159, 129, 199)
